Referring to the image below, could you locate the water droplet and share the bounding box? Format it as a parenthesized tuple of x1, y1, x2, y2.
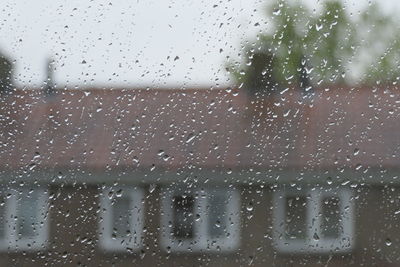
(116, 189, 123, 197)
(28, 163, 36, 171)
(272, 8, 281, 15)
(313, 232, 320, 241)
(149, 184, 156, 193)
(186, 133, 196, 143)
(150, 164, 156, 171)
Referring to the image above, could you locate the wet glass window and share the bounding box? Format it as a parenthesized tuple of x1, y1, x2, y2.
(162, 188, 240, 252)
(98, 187, 144, 252)
(111, 196, 131, 239)
(208, 193, 227, 238)
(13, 188, 48, 251)
(0, 195, 7, 241)
(17, 192, 39, 238)
(321, 196, 341, 239)
(285, 196, 307, 240)
(274, 187, 353, 253)
(172, 195, 195, 239)
(3, 0, 400, 265)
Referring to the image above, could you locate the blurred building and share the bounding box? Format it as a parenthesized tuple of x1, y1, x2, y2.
(0, 85, 399, 266)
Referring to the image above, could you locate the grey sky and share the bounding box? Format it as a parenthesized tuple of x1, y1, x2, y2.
(0, 0, 398, 88)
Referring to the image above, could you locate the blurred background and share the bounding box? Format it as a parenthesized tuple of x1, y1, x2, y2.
(1, 1, 400, 266)
(1, 0, 400, 88)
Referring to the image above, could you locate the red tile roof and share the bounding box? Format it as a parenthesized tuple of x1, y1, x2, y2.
(1, 86, 399, 172)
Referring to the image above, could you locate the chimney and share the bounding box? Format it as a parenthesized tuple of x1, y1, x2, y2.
(44, 58, 55, 96)
(243, 51, 277, 97)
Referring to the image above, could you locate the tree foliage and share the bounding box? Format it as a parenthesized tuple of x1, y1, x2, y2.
(228, 0, 400, 94)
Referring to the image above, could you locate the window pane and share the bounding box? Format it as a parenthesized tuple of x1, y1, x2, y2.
(285, 196, 307, 240)
(208, 194, 227, 238)
(4, 0, 398, 264)
(172, 195, 194, 239)
(111, 196, 131, 239)
(321, 197, 341, 239)
(17, 192, 39, 238)
(0, 196, 6, 239)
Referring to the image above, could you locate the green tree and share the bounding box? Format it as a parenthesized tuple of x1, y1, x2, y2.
(227, 0, 400, 94)
(359, 4, 400, 83)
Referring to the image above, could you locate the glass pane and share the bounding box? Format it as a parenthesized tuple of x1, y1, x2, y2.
(172, 195, 194, 239)
(321, 197, 341, 239)
(285, 196, 307, 240)
(17, 192, 39, 238)
(208, 194, 227, 238)
(111, 196, 131, 239)
(4, 0, 400, 263)
(0, 196, 6, 239)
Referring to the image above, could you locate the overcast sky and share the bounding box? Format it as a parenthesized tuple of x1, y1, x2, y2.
(1, 0, 399, 88)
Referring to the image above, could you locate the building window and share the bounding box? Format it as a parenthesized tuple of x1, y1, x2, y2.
(161, 187, 240, 252)
(0, 187, 49, 251)
(98, 187, 144, 252)
(273, 187, 354, 254)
